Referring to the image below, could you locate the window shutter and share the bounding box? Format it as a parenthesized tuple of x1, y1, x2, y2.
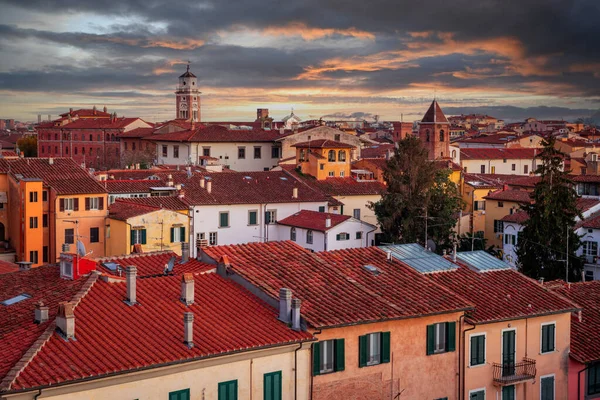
(336, 234, 341, 241)
(334, 339, 345, 371)
(426, 325, 435, 355)
(85, 197, 90, 210)
(312, 343, 321, 376)
(549, 324, 555, 351)
(264, 373, 272, 400)
(59, 198, 65, 212)
(141, 229, 147, 244)
(130, 230, 135, 244)
(381, 331, 391, 363)
(180, 227, 185, 242)
(99, 197, 104, 210)
(74, 198, 79, 211)
(170, 227, 175, 243)
(479, 335, 485, 363)
(470, 337, 477, 366)
(447, 322, 456, 352)
(359, 335, 368, 367)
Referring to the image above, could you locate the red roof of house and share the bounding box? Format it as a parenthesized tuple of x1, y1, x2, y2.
(277, 210, 351, 231)
(97, 169, 190, 181)
(572, 175, 600, 183)
(0, 261, 19, 275)
(145, 125, 289, 143)
(549, 280, 600, 363)
(4, 272, 312, 391)
(483, 189, 532, 203)
(501, 210, 529, 224)
(283, 166, 385, 196)
(59, 109, 111, 118)
(0, 158, 106, 195)
(0, 266, 90, 385)
(95, 252, 214, 277)
(60, 117, 146, 130)
(360, 144, 395, 159)
(117, 127, 155, 138)
(108, 199, 164, 220)
(428, 264, 578, 324)
(292, 140, 355, 149)
(103, 179, 167, 194)
(460, 148, 538, 160)
(202, 242, 472, 329)
(421, 100, 449, 124)
(112, 196, 189, 210)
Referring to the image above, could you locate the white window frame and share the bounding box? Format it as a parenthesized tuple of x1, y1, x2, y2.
(290, 227, 296, 242)
(248, 210, 258, 226)
(173, 227, 182, 242)
(306, 229, 313, 244)
(209, 232, 217, 246)
(328, 171, 334, 177)
(468, 388, 486, 400)
(265, 210, 277, 225)
(500, 327, 517, 374)
(131, 229, 144, 245)
(539, 374, 555, 400)
(353, 208, 361, 219)
(319, 340, 335, 374)
(501, 384, 516, 400)
(339, 171, 345, 177)
(434, 322, 447, 354)
(89, 197, 99, 210)
(540, 321, 557, 354)
(468, 332, 487, 368)
(64, 198, 74, 211)
(219, 212, 230, 228)
(366, 332, 381, 366)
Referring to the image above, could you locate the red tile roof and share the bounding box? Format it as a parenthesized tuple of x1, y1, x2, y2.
(360, 144, 395, 159)
(6, 272, 311, 391)
(572, 174, 600, 183)
(61, 117, 147, 130)
(108, 199, 164, 220)
(421, 100, 449, 124)
(578, 198, 600, 213)
(283, 166, 385, 196)
(460, 148, 539, 160)
(0, 266, 89, 384)
(103, 179, 167, 193)
(95, 252, 214, 277)
(0, 261, 18, 275)
(550, 281, 600, 363)
(59, 109, 111, 118)
(292, 140, 355, 149)
(277, 210, 351, 232)
(428, 264, 578, 324)
(112, 196, 189, 210)
(501, 210, 528, 224)
(483, 189, 532, 203)
(202, 242, 472, 329)
(117, 127, 155, 138)
(97, 169, 190, 181)
(0, 158, 106, 195)
(145, 125, 289, 143)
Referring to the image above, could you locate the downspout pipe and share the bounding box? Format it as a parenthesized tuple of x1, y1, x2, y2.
(461, 315, 476, 400)
(294, 342, 303, 400)
(309, 329, 322, 400)
(578, 362, 596, 400)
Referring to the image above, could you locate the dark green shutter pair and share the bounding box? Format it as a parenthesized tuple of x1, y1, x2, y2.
(312, 339, 345, 376)
(426, 322, 456, 355)
(168, 389, 190, 400)
(358, 332, 390, 368)
(542, 324, 555, 353)
(220, 213, 229, 227)
(541, 376, 555, 400)
(170, 227, 186, 243)
(130, 229, 147, 245)
(264, 371, 282, 400)
(470, 335, 485, 366)
(218, 380, 238, 400)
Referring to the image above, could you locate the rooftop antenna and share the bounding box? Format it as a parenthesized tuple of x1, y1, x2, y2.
(186, 60, 191, 72)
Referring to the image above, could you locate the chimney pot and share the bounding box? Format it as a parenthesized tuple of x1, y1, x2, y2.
(34, 301, 49, 324)
(291, 298, 302, 331)
(17, 261, 33, 271)
(206, 180, 212, 194)
(184, 312, 194, 347)
(125, 265, 137, 305)
(199, 178, 205, 188)
(325, 216, 332, 228)
(292, 187, 298, 199)
(278, 288, 292, 323)
(181, 242, 190, 263)
(48, 157, 54, 165)
(56, 301, 75, 339)
(181, 273, 194, 305)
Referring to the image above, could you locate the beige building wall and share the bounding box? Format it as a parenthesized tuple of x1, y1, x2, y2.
(484, 200, 521, 249)
(329, 194, 381, 235)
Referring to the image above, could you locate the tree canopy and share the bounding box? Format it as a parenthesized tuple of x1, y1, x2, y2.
(16, 136, 37, 157)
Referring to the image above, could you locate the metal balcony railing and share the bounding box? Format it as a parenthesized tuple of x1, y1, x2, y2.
(492, 358, 536, 386)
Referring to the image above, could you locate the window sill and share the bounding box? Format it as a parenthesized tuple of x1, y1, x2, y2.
(539, 349, 558, 355)
(218, 226, 230, 229)
(468, 363, 487, 369)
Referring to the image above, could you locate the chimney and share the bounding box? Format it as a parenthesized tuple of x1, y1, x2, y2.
(291, 298, 302, 331)
(206, 180, 212, 194)
(325, 216, 331, 228)
(167, 174, 174, 187)
(175, 183, 182, 190)
(16, 261, 33, 271)
(178, 190, 185, 199)
(279, 127, 285, 135)
(181, 273, 194, 305)
(34, 301, 49, 324)
(181, 242, 190, 263)
(386, 250, 392, 262)
(56, 302, 75, 339)
(125, 265, 137, 305)
(292, 187, 298, 199)
(103, 106, 107, 113)
(278, 288, 292, 323)
(199, 177, 205, 188)
(69, 108, 73, 113)
(184, 312, 194, 348)
(452, 242, 457, 262)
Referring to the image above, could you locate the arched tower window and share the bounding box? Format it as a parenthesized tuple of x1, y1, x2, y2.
(290, 227, 296, 241)
(451, 150, 457, 158)
(328, 150, 336, 162)
(338, 150, 346, 162)
(440, 130, 445, 142)
(426, 129, 430, 142)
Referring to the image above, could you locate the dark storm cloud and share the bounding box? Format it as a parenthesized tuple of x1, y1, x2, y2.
(322, 111, 376, 119)
(443, 105, 598, 122)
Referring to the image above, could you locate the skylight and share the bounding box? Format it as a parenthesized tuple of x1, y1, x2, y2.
(363, 264, 381, 275)
(1, 294, 31, 306)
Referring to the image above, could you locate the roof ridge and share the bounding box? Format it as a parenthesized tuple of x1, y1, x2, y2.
(95, 250, 175, 262)
(0, 272, 99, 391)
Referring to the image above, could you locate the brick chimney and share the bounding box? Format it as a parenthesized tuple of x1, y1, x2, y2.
(34, 301, 49, 324)
(292, 187, 298, 199)
(181, 273, 194, 305)
(125, 265, 137, 305)
(291, 298, 302, 331)
(181, 242, 190, 263)
(167, 174, 174, 187)
(199, 177, 205, 188)
(325, 216, 332, 228)
(206, 180, 212, 194)
(278, 288, 292, 324)
(184, 312, 194, 348)
(56, 302, 75, 339)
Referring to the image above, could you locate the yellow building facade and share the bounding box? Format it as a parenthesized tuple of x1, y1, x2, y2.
(294, 140, 355, 180)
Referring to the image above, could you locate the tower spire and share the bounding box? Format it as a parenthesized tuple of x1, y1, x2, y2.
(186, 60, 191, 73)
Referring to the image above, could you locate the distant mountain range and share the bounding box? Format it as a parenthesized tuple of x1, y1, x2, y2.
(443, 105, 600, 125)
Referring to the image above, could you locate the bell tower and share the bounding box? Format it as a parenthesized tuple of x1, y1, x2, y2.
(418, 100, 450, 160)
(175, 63, 200, 122)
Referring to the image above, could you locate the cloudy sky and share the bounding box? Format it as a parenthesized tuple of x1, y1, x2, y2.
(0, 0, 599, 123)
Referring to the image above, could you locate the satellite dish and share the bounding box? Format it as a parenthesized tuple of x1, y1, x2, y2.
(76, 240, 86, 257)
(166, 256, 176, 273)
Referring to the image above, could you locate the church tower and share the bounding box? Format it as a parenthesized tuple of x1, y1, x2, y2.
(175, 64, 200, 122)
(418, 100, 450, 160)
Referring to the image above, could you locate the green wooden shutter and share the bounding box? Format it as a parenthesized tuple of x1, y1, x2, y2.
(170, 227, 175, 243)
(381, 332, 390, 363)
(264, 371, 281, 400)
(130, 229, 135, 244)
(141, 229, 147, 245)
(447, 322, 456, 352)
(541, 376, 554, 400)
(426, 325, 435, 355)
(334, 339, 345, 371)
(180, 227, 186, 242)
(312, 342, 321, 376)
(549, 324, 555, 351)
(470, 336, 477, 366)
(358, 335, 368, 367)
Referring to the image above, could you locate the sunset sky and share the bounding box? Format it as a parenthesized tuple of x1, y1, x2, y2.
(1, 0, 599, 123)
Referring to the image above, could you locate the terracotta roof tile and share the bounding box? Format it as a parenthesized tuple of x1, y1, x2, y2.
(277, 210, 351, 232)
(103, 179, 167, 194)
(202, 242, 472, 329)
(483, 189, 532, 203)
(421, 100, 449, 124)
(95, 252, 214, 277)
(145, 125, 289, 143)
(112, 196, 189, 210)
(283, 166, 385, 196)
(460, 148, 539, 160)
(360, 144, 395, 159)
(292, 140, 355, 149)
(62, 117, 147, 130)
(501, 210, 529, 224)
(9, 273, 311, 390)
(0, 261, 18, 275)
(117, 127, 155, 138)
(108, 199, 163, 220)
(59, 109, 111, 118)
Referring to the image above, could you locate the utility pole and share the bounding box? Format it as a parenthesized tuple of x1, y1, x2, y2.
(424, 208, 428, 248)
(565, 224, 569, 283)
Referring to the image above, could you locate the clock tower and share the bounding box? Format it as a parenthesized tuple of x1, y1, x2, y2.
(175, 63, 200, 122)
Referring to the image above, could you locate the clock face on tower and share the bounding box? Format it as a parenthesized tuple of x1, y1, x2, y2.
(192, 103, 198, 110)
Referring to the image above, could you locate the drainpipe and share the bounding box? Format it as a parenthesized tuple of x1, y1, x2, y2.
(578, 363, 594, 400)
(34, 389, 42, 400)
(461, 315, 476, 400)
(309, 329, 323, 400)
(294, 342, 303, 400)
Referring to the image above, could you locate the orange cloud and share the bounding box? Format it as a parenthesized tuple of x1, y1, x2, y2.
(236, 22, 375, 40)
(145, 38, 205, 50)
(152, 59, 189, 75)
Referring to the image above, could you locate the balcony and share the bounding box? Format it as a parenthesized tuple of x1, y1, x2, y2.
(492, 358, 536, 386)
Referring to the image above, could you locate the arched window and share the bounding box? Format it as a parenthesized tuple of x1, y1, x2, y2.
(451, 150, 457, 158)
(426, 129, 430, 142)
(132, 142, 136, 151)
(307, 230, 313, 244)
(338, 150, 346, 162)
(439, 130, 445, 142)
(97, 134, 101, 141)
(55, 146, 58, 153)
(328, 150, 336, 162)
(41, 146, 45, 154)
(290, 227, 296, 241)
(89, 134, 93, 141)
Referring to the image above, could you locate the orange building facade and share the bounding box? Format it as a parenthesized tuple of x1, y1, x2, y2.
(293, 139, 355, 180)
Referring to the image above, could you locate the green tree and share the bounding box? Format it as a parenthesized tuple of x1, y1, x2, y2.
(370, 136, 463, 253)
(515, 136, 583, 281)
(16, 136, 37, 157)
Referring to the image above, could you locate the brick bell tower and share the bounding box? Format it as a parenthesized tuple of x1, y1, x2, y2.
(419, 100, 450, 160)
(175, 63, 200, 122)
